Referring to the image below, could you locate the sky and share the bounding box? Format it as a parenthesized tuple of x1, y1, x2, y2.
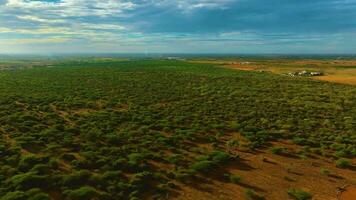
(0, 0, 355, 54)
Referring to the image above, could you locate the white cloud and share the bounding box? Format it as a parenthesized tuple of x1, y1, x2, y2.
(0, 37, 72, 45)
(180, 0, 234, 10)
(0, 27, 12, 33)
(0, 27, 72, 35)
(0, 0, 129, 42)
(146, 0, 234, 10)
(5, 0, 137, 17)
(0, 25, 126, 37)
(17, 15, 66, 24)
(80, 23, 126, 31)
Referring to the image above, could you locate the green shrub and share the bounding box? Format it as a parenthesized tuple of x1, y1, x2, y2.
(128, 153, 145, 166)
(166, 154, 182, 165)
(61, 153, 76, 162)
(61, 170, 92, 187)
(9, 172, 48, 190)
(30, 164, 51, 174)
(106, 133, 122, 145)
(287, 188, 312, 200)
(191, 160, 216, 173)
(335, 159, 350, 168)
(226, 139, 239, 148)
(229, 174, 242, 184)
(270, 146, 285, 155)
(319, 168, 330, 176)
(64, 186, 98, 200)
(229, 121, 240, 131)
(83, 128, 102, 142)
(173, 169, 194, 181)
(333, 150, 347, 158)
(48, 158, 60, 169)
(18, 155, 49, 171)
(28, 193, 52, 200)
(2, 191, 26, 200)
(129, 171, 152, 189)
(209, 151, 231, 163)
(245, 189, 265, 200)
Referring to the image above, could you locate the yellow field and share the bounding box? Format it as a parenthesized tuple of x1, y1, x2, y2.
(190, 59, 356, 86)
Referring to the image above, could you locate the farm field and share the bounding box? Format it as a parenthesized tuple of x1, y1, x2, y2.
(0, 58, 355, 200)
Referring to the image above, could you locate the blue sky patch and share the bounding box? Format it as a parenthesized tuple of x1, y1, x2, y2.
(0, 0, 355, 54)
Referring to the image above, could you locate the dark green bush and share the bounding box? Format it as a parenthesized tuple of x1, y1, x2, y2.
(18, 155, 49, 171)
(335, 159, 351, 168)
(245, 189, 265, 200)
(229, 174, 242, 184)
(287, 188, 312, 200)
(9, 172, 48, 190)
(319, 168, 330, 176)
(2, 191, 27, 200)
(190, 160, 216, 173)
(28, 193, 52, 200)
(270, 146, 285, 155)
(64, 186, 99, 200)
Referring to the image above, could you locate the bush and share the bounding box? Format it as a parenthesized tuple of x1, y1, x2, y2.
(106, 134, 122, 145)
(245, 189, 265, 200)
(9, 172, 48, 190)
(209, 151, 231, 163)
(270, 147, 285, 155)
(319, 168, 330, 176)
(335, 159, 350, 168)
(18, 155, 49, 171)
(83, 128, 102, 142)
(2, 191, 26, 200)
(64, 186, 99, 200)
(191, 160, 216, 173)
(287, 188, 312, 200)
(173, 169, 194, 181)
(28, 193, 52, 200)
(226, 139, 239, 148)
(128, 153, 145, 166)
(229, 174, 242, 184)
(229, 121, 240, 131)
(166, 154, 182, 165)
(333, 150, 347, 158)
(129, 171, 152, 190)
(61, 170, 92, 187)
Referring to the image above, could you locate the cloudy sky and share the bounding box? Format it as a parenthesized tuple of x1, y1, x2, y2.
(0, 0, 355, 54)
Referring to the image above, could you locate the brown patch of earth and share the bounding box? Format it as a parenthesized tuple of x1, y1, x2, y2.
(339, 186, 356, 200)
(224, 64, 258, 71)
(223, 63, 356, 86)
(72, 108, 96, 115)
(315, 75, 356, 86)
(169, 139, 356, 200)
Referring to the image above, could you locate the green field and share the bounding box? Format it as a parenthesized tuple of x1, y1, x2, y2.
(0, 59, 355, 200)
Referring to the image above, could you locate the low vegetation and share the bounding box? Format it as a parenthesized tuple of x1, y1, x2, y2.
(245, 189, 265, 200)
(0, 59, 354, 199)
(287, 188, 312, 200)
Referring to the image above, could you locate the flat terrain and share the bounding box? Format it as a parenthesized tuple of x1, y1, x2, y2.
(0, 58, 355, 200)
(191, 58, 356, 85)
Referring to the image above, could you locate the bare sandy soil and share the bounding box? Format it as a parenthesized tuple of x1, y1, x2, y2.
(190, 59, 356, 86)
(339, 186, 356, 200)
(168, 133, 356, 200)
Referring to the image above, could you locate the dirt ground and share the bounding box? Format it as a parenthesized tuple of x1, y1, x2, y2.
(339, 186, 356, 200)
(190, 59, 356, 86)
(168, 138, 356, 200)
(226, 64, 356, 86)
(315, 75, 356, 86)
